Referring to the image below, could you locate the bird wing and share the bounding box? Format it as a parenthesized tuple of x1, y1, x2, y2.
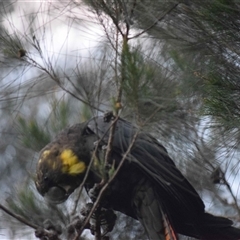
(132, 176, 179, 240)
(87, 116, 205, 225)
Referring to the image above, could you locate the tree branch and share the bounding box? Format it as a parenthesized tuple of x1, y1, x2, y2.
(73, 105, 164, 239)
(0, 204, 38, 229)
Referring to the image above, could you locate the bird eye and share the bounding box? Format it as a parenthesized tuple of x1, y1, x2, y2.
(44, 176, 48, 181)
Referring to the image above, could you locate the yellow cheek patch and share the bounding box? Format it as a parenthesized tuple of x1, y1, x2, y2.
(68, 161, 86, 175)
(60, 149, 86, 175)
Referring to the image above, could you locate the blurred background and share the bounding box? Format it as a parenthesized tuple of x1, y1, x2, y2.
(0, 1, 240, 239)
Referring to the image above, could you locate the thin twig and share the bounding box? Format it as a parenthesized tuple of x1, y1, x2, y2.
(0, 203, 63, 239)
(0, 204, 38, 229)
(129, 0, 137, 20)
(71, 116, 122, 215)
(98, 14, 119, 53)
(104, 115, 119, 169)
(26, 55, 103, 113)
(104, 3, 130, 179)
(129, 2, 180, 40)
(193, 140, 240, 215)
(99, 0, 124, 37)
(73, 127, 140, 240)
(121, 1, 131, 35)
(73, 105, 163, 240)
(70, 126, 107, 215)
(70, 153, 95, 216)
(221, 171, 240, 216)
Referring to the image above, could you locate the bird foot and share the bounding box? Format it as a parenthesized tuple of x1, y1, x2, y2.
(35, 219, 62, 240)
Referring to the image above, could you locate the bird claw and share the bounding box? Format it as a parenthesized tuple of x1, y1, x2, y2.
(79, 203, 117, 237)
(93, 140, 107, 151)
(88, 183, 102, 202)
(102, 145, 107, 150)
(35, 219, 62, 240)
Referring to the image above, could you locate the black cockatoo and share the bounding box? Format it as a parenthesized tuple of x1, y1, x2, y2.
(35, 115, 240, 240)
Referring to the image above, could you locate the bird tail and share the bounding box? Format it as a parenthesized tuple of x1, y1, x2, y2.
(162, 212, 179, 240)
(133, 178, 179, 240)
(199, 213, 240, 240)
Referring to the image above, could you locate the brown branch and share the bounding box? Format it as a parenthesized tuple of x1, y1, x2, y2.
(121, 1, 131, 36)
(103, 7, 131, 180)
(104, 115, 119, 170)
(0, 204, 38, 229)
(0, 204, 63, 239)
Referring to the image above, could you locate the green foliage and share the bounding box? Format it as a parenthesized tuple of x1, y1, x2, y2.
(203, 72, 240, 128)
(121, 46, 152, 108)
(79, 104, 92, 122)
(17, 98, 81, 151)
(49, 99, 69, 133)
(18, 117, 51, 151)
(169, 50, 185, 71)
(6, 185, 68, 228)
(120, 44, 180, 121)
(7, 188, 41, 219)
(1, 1, 240, 239)
(202, 0, 237, 15)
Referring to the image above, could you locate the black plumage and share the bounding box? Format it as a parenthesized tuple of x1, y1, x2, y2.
(36, 116, 240, 240)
